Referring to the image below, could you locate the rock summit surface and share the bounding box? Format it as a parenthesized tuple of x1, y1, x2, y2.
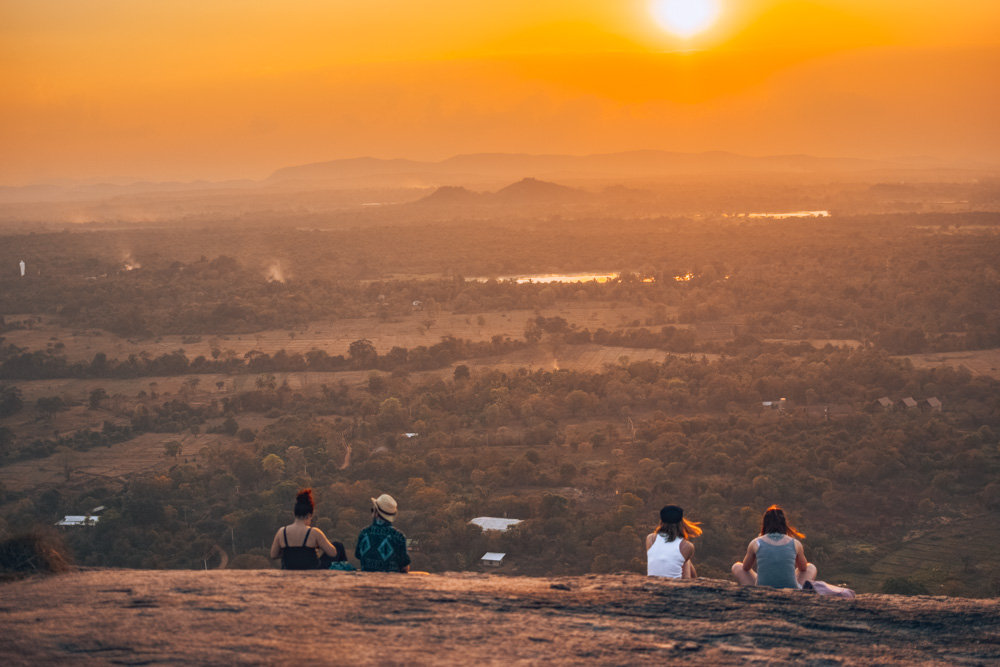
(1, 570, 998, 665)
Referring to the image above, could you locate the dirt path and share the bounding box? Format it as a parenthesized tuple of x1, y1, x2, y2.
(0, 570, 997, 665)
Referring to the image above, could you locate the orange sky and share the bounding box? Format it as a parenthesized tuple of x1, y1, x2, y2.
(2, 0, 999, 184)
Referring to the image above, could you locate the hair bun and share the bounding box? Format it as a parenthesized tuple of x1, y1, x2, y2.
(293, 488, 315, 518)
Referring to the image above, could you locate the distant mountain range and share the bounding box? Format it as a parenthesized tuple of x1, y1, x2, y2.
(2, 150, 995, 204)
(265, 150, 982, 186)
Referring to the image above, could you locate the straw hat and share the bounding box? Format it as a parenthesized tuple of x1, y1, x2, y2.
(371, 494, 398, 523)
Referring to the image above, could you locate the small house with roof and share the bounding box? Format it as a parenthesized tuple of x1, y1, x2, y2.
(876, 397, 894, 412)
(901, 397, 919, 410)
(925, 397, 942, 412)
(481, 552, 506, 567)
(56, 505, 104, 527)
(56, 515, 99, 527)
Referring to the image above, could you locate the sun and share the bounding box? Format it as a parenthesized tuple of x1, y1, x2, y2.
(651, 0, 722, 39)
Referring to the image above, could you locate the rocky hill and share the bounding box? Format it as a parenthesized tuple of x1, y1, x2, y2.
(1, 570, 997, 665)
(413, 177, 586, 208)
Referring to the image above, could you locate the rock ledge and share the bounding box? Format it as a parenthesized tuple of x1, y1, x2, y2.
(1, 570, 998, 665)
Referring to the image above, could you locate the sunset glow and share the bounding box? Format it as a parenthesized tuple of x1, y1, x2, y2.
(651, 0, 721, 38)
(1, 1, 998, 184)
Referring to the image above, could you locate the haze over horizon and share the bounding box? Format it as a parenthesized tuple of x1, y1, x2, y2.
(3, 0, 999, 186)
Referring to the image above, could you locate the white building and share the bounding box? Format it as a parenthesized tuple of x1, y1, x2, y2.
(470, 517, 523, 532)
(481, 552, 506, 567)
(56, 515, 99, 527)
(55, 505, 104, 527)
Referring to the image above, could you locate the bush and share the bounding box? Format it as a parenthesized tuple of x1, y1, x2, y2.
(0, 528, 73, 577)
(0, 385, 23, 417)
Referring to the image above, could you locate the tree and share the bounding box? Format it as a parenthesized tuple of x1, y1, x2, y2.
(163, 440, 182, 458)
(36, 395, 66, 420)
(221, 416, 239, 436)
(376, 397, 407, 432)
(182, 377, 201, 396)
(565, 389, 594, 417)
(453, 365, 471, 382)
(285, 446, 308, 476)
(540, 493, 569, 518)
(348, 339, 378, 368)
(88, 387, 108, 410)
(261, 454, 285, 482)
(255, 374, 277, 392)
(0, 385, 24, 417)
(367, 372, 387, 394)
(37, 488, 63, 518)
(524, 320, 543, 343)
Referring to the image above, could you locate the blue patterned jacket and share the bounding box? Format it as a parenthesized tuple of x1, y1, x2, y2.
(355, 518, 411, 572)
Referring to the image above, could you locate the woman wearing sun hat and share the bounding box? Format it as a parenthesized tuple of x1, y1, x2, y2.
(646, 504, 702, 578)
(354, 493, 411, 572)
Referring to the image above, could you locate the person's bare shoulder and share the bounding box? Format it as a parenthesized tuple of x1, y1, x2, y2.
(681, 539, 695, 557)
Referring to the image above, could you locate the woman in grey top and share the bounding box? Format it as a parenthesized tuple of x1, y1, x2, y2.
(732, 505, 817, 588)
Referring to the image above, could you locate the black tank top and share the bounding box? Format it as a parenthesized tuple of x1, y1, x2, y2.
(280, 526, 320, 570)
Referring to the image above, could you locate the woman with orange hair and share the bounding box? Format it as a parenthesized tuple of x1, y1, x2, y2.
(732, 505, 817, 588)
(646, 504, 702, 578)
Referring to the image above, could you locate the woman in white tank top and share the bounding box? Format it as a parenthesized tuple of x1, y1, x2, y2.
(646, 504, 702, 578)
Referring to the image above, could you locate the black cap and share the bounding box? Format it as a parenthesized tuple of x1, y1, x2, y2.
(660, 505, 683, 524)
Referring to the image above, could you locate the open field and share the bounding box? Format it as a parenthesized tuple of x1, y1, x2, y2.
(2, 302, 675, 362)
(765, 338, 863, 349)
(847, 513, 1000, 597)
(0, 342, 676, 499)
(7, 342, 683, 410)
(0, 412, 278, 495)
(5, 349, 652, 425)
(466, 344, 679, 373)
(8, 371, 373, 408)
(903, 349, 1000, 379)
(0, 431, 208, 494)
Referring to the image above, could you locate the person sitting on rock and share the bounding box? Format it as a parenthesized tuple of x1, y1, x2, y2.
(269, 488, 343, 570)
(355, 494, 410, 573)
(646, 504, 701, 578)
(732, 505, 818, 588)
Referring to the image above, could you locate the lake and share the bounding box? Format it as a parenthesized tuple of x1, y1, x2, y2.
(473, 272, 619, 284)
(746, 210, 830, 219)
